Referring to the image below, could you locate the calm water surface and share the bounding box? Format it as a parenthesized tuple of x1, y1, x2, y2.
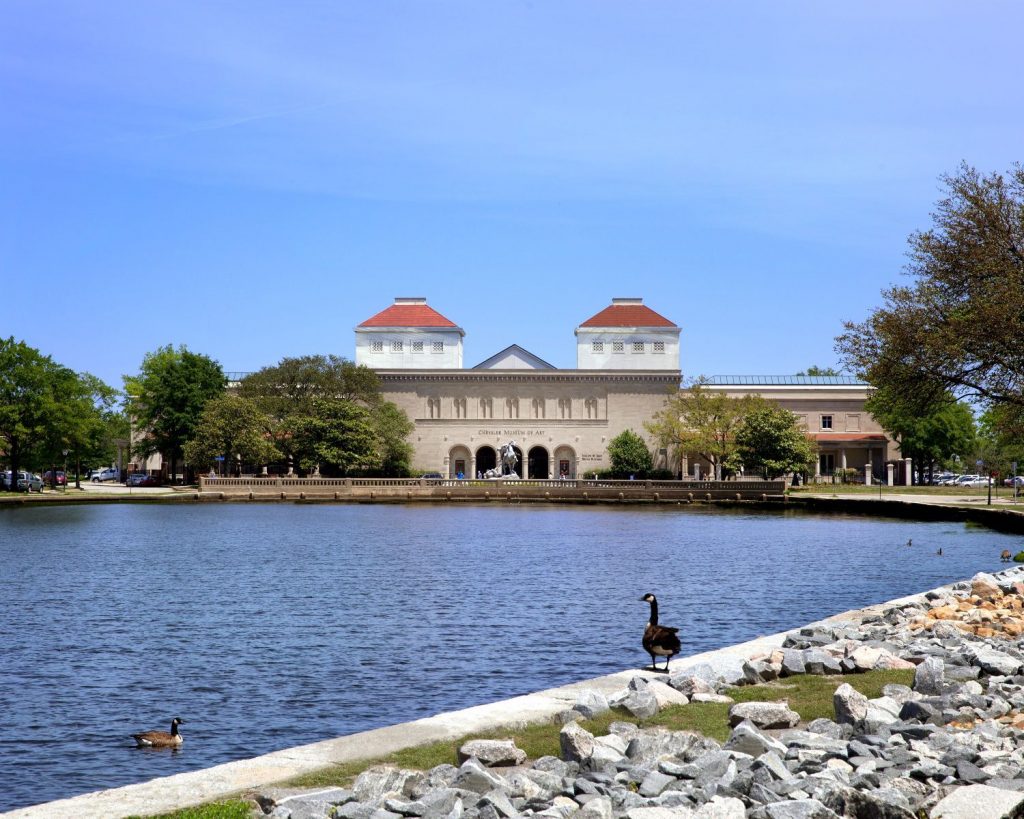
(0, 503, 1017, 810)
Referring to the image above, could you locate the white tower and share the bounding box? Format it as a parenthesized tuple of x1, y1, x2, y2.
(355, 297, 464, 369)
(575, 297, 680, 370)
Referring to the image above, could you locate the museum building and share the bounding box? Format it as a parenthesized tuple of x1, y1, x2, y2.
(355, 297, 896, 480)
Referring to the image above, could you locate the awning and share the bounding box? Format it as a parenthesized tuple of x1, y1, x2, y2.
(813, 434, 888, 444)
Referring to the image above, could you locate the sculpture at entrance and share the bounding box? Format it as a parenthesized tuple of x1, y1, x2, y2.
(483, 441, 520, 479)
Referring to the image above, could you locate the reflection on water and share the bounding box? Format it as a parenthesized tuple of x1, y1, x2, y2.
(0, 502, 1015, 810)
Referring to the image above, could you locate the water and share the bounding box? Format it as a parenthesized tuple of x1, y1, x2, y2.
(0, 502, 1016, 811)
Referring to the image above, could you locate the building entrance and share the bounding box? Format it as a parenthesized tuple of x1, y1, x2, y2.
(476, 446, 496, 477)
(528, 446, 549, 479)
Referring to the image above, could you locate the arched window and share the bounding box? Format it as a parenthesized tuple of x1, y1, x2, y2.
(427, 397, 441, 419)
(559, 398, 572, 419)
(505, 397, 519, 419)
(479, 397, 493, 419)
(585, 397, 599, 419)
(454, 398, 467, 419)
(532, 398, 545, 419)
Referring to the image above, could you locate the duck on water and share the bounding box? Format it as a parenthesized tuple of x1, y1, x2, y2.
(640, 593, 680, 673)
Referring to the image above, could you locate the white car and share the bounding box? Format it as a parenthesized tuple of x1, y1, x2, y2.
(960, 475, 992, 487)
(90, 467, 120, 483)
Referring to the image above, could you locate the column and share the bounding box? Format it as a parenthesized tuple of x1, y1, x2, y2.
(904, 457, 912, 486)
(865, 462, 872, 486)
(680, 455, 689, 480)
(840, 449, 847, 470)
(470, 454, 477, 480)
(886, 463, 894, 486)
(814, 455, 821, 478)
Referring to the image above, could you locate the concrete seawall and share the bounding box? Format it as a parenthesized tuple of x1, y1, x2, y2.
(2, 590, 928, 819)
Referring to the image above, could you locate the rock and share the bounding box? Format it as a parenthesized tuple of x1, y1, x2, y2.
(914, 656, 945, 695)
(457, 740, 527, 767)
(626, 808, 696, 819)
(576, 795, 613, 819)
(971, 573, 1003, 600)
(618, 677, 659, 718)
(781, 649, 807, 677)
(724, 721, 788, 757)
(969, 646, 1022, 677)
(850, 645, 883, 671)
(451, 759, 508, 795)
(648, 680, 690, 708)
(930, 783, 1024, 817)
(803, 649, 843, 675)
(833, 683, 869, 725)
(478, 789, 517, 818)
(759, 800, 840, 818)
(728, 702, 800, 729)
(353, 768, 423, 803)
(265, 787, 356, 819)
(560, 722, 596, 764)
(573, 690, 610, 719)
(639, 770, 678, 797)
(669, 671, 718, 697)
(694, 796, 745, 818)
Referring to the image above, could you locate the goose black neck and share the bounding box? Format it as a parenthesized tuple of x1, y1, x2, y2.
(648, 597, 659, 626)
(171, 722, 179, 736)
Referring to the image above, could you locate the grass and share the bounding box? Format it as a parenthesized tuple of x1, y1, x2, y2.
(791, 484, 1007, 498)
(135, 668, 915, 818)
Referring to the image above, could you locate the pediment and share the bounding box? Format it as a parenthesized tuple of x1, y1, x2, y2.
(473, 345, 556, 370)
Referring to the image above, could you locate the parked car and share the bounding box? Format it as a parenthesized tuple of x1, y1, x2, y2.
(12, 471, 43, 492)
(89, 467, 120, 483)
(126, 473, 157, 487)
(959, 475, 992, 487)
(43, 469, 66, 487)
(1004, 476, 1024, 487)
(419, 472, 443, 480)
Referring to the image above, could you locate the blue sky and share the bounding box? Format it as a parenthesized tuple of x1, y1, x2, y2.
(4, 1, 1022, 389)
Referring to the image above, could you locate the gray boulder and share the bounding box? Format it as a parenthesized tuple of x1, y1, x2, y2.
(728, 701, 800, 729)
(833, 683, 869, 725)
(451, 759, 507, 795)
(560, 721, 596, 764)
(969, 647, 1022, 677)
(724, 721, 788, 757)
(353, 768, 424, 804)
(456, 740, 527, 767)
(573, 690, 610, 719)
(617, 677, 659, 719)
(803, 649, 842, 675)
(914, 656, 945, 695)
(930, 783, 1024, 818)
(694, 796, 745, 818)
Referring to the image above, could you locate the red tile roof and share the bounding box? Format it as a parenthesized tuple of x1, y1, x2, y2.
(359, 303, 459, 328)
(579, 303, 677, 328)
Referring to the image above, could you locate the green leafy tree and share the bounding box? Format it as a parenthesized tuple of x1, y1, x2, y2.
(183, 394, 281, 474)
(373, 401, 415, 477)
(0, 338, 77, 489)
(973, 407, 1024, 479)
(796, 365, 840, 376)
(735, 405, 817, 479)
(43, 373, 124, 488)
(291, 397, 379, 476)
(645, 380, 764, 479)
(837, 163, 1024, 420)
(125, 345, 226, 482)
(606, 429, 654, 478)
(866, 388, 975, 482)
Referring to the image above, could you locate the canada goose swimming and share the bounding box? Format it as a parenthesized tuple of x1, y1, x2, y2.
(132, 717, 184, 748)
(640, 593, 681, 673)
(906, 539, 913, 547)
(937, 547, 943, 556)
(1002, 549, 1012, 562)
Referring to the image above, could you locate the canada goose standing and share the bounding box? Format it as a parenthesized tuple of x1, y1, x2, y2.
(640, 593, 681, 672)
(132, 717, 184, 748)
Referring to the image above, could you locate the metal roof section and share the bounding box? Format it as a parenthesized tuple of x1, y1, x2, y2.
(357, 297, 464, 334)
(472, 344, 557, 370)
(578, 297, 678, 329)
(705, 375, 868, 386)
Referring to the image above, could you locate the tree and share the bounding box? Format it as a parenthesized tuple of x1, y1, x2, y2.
(866, 388, 975, 482)
(373, 401, 414, 477)
(183, 394, 281, 474)
(606, 429, 653, 477)
(125, 345, 226, 482)
(291, 397, 379, 476)
(837, 163, 1024, 420)
(645, 380, 764, 479)
(0, 338, 76, 490)
(44, 373, 124, 488)
(796, 365, 840, 376)
(735, 405, 817, 479)
(238, 355, 380, 418)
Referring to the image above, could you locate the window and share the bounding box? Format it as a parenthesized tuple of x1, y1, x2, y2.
(427, 397, 440, 419)
(653, 341, 665, 354)
(412, 341, 423, 353)
(559, 398, 572, 419)
(391, 340, 403, 353)
(821, 415, 833, 430)
(633, 341, 645, 354)
(370, 340, 383, 353)
(592, 341, 604, 353)
(612, 341, 624, 353)
(846, 413, 861, 432)
(432, 341, 444, 354)
(505, 398, 519, 419)
(454, 398, 467, 418)
(585, 397, 598, 419)
(795, 413, 808, 429)
(532, 398, 545, 419)
(480, 397, 493, 419)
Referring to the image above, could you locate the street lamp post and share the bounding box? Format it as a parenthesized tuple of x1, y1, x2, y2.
(61, 449, 68, 493)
